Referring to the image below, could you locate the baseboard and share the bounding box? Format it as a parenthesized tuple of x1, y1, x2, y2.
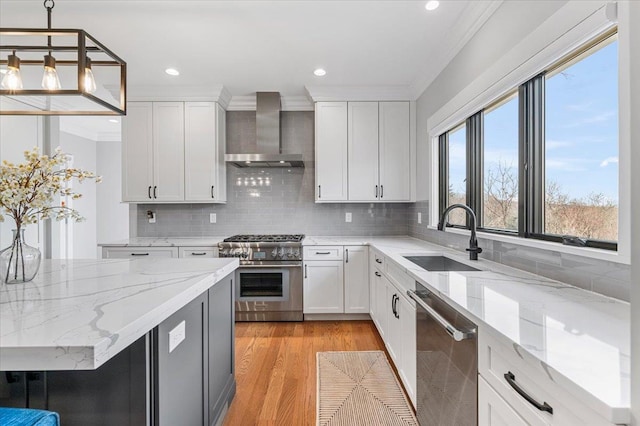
(304, 313, 372, 321)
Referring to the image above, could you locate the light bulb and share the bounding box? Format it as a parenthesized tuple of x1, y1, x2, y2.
(83, 57, 97, 93)
(41, 54, 61, 90)
(1, 53, 23, 90)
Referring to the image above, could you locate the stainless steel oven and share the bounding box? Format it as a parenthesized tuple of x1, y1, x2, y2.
(219, 235, 304, 322)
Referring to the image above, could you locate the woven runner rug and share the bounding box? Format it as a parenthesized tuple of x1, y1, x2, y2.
(317, 351, 418, 426)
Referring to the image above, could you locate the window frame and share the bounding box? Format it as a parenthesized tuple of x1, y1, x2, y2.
(437, 29, 619, 252)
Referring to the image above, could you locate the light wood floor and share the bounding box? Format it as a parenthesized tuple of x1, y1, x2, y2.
(223, 320, 387, 426)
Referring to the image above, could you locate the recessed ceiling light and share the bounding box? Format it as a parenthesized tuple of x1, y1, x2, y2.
(108, 119, 119, 123)
(425, 1, 440, 11)
(165, 68, 180, 76)
(314, 68, 327, 77)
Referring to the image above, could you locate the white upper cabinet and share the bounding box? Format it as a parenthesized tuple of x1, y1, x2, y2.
(348, 102, 379, 201)
(379, 102, 411, 201)
(122, 101, 226, 203)
(184, 102, 226, 202)
(153, 102, 185, 202)
(315, 102, 348, 201)
(122, 102, 154, 202)
(315, 100, 413, 203)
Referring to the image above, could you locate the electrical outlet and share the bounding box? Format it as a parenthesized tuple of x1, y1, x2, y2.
(210, 213, 217, 224)
(147, 210, 156, 224)
(418, 212, 422, 224)
(345, 212, 352, 223)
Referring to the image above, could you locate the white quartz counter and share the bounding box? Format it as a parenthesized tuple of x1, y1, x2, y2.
(0, 258, 239, 371)
(98, 237, 227, 247)
(305, 236, 630, 423)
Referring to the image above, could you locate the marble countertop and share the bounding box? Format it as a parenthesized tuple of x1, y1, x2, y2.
(98, 237, 228, 247)
(305, 235, 630, 422)
(0, 258, 239, 371)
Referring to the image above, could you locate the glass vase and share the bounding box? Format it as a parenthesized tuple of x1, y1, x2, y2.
(0, 228, 42, 284)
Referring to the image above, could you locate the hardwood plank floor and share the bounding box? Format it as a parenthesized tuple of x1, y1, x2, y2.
(223, 320, 387, 426)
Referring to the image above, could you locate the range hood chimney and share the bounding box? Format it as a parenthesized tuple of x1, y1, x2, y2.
(225, 92, 305, 168)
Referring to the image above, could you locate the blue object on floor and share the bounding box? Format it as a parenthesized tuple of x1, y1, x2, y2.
(0, 407, 60, 426)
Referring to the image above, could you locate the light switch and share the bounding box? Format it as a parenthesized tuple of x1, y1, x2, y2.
(418, 212, 422, 224)
(345, 212, 352, 223)
(210, 213, 217, 224)
(168, 320, 186, 353)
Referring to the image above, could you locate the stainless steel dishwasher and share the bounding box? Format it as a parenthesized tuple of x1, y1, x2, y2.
(407, 282, 477, 426)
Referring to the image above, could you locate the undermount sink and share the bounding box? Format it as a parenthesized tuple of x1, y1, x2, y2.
(403, 255, 480, 272)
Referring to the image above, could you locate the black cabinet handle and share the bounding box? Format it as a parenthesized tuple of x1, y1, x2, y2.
(381, 185, 384, 199)
(148, 186, 152, 199)
(131, 253, 150, 256)
(211, 185, 215, 199)
(318, 185, 321, 199)
(504, 371, 553, 414)
(191, 252, 207, 256)
(391, 294, 397, 317)
(375, 258, 382, 264)
(304, 264, 308, 279)
(153, 186, 157, 199)
(375, 185, 378, 198)
(315, 251, 331, 255)
(375, 271, 381, 277)
(345, 249, 349, 263)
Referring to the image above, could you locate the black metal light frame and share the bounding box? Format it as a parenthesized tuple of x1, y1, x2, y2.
(0, 3, 126, 116)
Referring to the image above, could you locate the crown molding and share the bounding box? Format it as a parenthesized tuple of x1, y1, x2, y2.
(227, 95, 313, 111)
(304, 85, 414, 102)
(409, 0, 504, 99)
(126, 85, 231, 105)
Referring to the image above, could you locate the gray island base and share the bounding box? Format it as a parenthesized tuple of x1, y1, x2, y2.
(0, 258, 239, 426)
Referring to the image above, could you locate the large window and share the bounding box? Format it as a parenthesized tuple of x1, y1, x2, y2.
(438, 30, 618, 250)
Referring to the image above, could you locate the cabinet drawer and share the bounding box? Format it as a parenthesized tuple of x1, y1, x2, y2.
(102, 247, 178, 259)
(178, 247, 218, 258)
(479, 376, 528, 426)
(303, 246, 343, 260)
(371, 249, 385, 267)
(479, 328, 613, 426)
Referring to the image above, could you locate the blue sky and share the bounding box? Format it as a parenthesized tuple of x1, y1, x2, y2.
(448, 38, 619, 204)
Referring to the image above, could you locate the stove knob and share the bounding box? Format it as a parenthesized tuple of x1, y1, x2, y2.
(271, 249, 278, 258)
(241, 252, 249, 259)
(293, 249, 300, 259)
(286, 249, 295, 258)
(278, 248, 285, 259)
(221, 249, 229, 257)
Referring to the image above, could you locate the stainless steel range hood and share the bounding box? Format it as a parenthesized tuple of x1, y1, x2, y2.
(225, 92, 304, 168)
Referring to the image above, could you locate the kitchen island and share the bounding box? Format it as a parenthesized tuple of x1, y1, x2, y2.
(0, 257, 239, 425)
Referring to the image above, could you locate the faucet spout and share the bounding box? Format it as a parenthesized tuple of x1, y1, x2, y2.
(437, 204, 483, 261)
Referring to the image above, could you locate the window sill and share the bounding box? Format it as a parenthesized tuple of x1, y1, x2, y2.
(425, 225, 629, 265)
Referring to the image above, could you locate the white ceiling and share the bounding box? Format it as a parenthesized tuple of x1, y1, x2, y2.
(2, 0, 501, 140)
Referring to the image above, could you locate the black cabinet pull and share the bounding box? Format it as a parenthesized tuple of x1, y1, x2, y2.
(318, 185, 321, 199)
(131, 253, 150, 256)
(304, 264, 308, 279)
(375, 258, 382, 264)
(391, 294, 397, 316)
(191, 252, 207, 256)
(375, 185, 378, 198)
(504, 372, 553, 414)
(315, 251, 331, 255)
(381, 185, 384, 199)
(211, 185, 215, 199)
(148, 186, 152, 199)
(375, 271, 381, 277)
(345, 249, 349, 263)
(153, 186, 157, 199)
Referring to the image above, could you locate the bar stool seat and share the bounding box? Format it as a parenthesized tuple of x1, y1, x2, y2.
(0, 407, 60, 426)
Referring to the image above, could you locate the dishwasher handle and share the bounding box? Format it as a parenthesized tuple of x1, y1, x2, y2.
(407, 289, 475, 342)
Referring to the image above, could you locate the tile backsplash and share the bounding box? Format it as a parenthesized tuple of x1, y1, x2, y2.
(136, 111, 411, 238)
(134, 111, 630, 301)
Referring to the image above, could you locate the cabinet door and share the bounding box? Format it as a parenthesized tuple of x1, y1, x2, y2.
(348, 102, 379, 201)
(379, 102, 411, 201)
(303, 260, 344, 314)
(344, 246, 369, 313)
(369, 251, 378, 324)
(398, 293, 416, 407)
(479, 377, 528, 426)
(122, 102, 154, 202)
(153, 102, 185, 201)
(184, 102, 217, 201)
(215, 104, 227, 202)
(373, 268, 387, 338)
(385, 280, 402, 365)
(315, 102, 348, 201)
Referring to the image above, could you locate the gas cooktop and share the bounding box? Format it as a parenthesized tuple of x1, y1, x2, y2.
(222, 234, 305, 243)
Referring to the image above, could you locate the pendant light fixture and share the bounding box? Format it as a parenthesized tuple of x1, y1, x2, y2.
(0, 0, 127, 115)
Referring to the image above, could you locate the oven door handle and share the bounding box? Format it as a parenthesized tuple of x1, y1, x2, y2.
(407, 289, 475, 342)
(238, 263, 303, 268)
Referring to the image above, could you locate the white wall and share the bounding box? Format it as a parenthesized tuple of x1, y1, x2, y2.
(97, 140, 129, 252)
(56, 132, 98, 259)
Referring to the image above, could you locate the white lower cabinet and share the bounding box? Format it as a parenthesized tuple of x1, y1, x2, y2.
(303, 246, 369, 315)
(102, 247, 178, 259)
(479, 376, 528, 426)
(303, 260, 344, 314)
(178, 247, 218, 258)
